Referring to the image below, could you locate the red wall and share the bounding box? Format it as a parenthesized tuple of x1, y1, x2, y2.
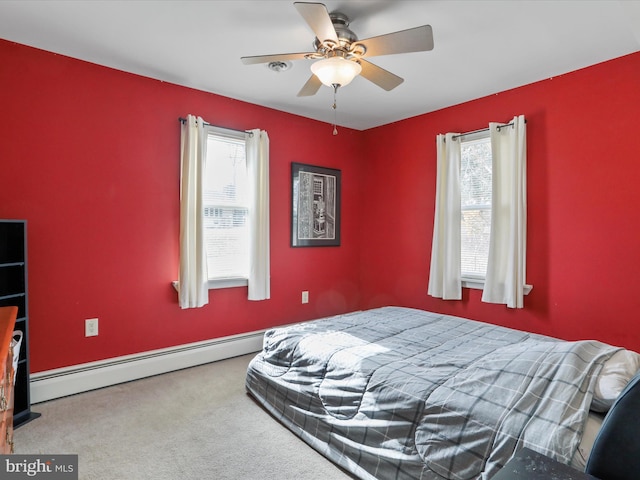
(0, 40, 364, 372)
(2, 38, 639, 373)
(359, 51, 640, 352)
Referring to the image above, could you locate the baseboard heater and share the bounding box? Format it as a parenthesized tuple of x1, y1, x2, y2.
(30, 329, 266, 404)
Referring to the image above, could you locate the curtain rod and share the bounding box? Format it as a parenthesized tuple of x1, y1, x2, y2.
(450, 120, 526, 140)
(178, 117, 253, 136)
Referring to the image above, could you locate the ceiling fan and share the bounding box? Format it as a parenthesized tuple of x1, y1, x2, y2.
(241, 2, 434, 97)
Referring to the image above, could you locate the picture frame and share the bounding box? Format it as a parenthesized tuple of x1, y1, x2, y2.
(291, 162, 341, 247)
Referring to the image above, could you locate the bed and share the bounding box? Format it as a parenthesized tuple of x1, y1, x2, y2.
(245, 306, 640, 480)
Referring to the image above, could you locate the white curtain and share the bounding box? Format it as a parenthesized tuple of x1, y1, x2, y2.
(246, 129, 270, 301)
(178, 115, 209, 309)
(427, 133, 462, 300)
(482, 115, 527, 308)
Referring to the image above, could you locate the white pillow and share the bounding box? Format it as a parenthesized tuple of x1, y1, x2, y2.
(591, 349, 640, 412)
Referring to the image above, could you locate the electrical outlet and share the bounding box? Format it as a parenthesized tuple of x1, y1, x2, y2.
(85, 318, 99, 337)
(301, 291, 309, 304)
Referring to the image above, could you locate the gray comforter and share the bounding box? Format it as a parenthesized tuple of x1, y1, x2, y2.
(246, 307, 619, 480)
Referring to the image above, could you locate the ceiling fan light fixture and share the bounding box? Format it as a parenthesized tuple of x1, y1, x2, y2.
(310, 57, 362, 87)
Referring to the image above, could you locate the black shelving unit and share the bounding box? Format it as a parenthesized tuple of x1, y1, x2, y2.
(0, 220, 39, 427)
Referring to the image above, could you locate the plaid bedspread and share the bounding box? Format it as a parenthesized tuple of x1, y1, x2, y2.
(246, 307, 619, 480)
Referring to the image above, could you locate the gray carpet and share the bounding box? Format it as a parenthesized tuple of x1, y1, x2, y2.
(14, 354, 354, 479)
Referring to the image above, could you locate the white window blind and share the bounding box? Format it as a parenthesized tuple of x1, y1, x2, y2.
(204, 131, 249, 280)
(460, 134, 492, 278)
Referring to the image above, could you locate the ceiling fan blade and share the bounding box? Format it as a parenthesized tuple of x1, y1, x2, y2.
(294, 2, 338, 44)
(297, 75, 323, 97)
(357, 25, 434, 57)
(358, 60, 404, 91)
(241, 52, 314, 65)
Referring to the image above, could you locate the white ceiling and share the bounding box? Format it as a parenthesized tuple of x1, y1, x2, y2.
(1, 0, 639, 130)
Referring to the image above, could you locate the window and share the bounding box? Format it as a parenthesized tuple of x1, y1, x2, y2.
(178, 115, 269, 307)
(204, 128, 249, 287)
(429, 116, 529, 306)
(460, 132, 492, 281)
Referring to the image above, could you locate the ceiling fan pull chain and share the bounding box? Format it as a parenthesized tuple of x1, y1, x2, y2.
(332, 84, 339, 135)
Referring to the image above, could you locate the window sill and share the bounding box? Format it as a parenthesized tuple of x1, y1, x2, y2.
(171, 277, 248, 292)
(208, 277, 248, 290)
(461, 277, 533, 295)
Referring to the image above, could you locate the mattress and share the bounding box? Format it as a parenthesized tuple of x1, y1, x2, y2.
(246, 307, 620, 480)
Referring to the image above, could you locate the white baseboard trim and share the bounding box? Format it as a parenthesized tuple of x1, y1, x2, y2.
(30, 329, 266, 404)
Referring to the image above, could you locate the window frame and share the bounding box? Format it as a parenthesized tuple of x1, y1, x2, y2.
(203, 126, 250, 290)
(457, 130, 532, 295)
(459, 130, 492, 288)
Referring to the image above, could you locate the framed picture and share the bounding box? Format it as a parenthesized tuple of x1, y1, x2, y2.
(291, 162, 341, 247)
